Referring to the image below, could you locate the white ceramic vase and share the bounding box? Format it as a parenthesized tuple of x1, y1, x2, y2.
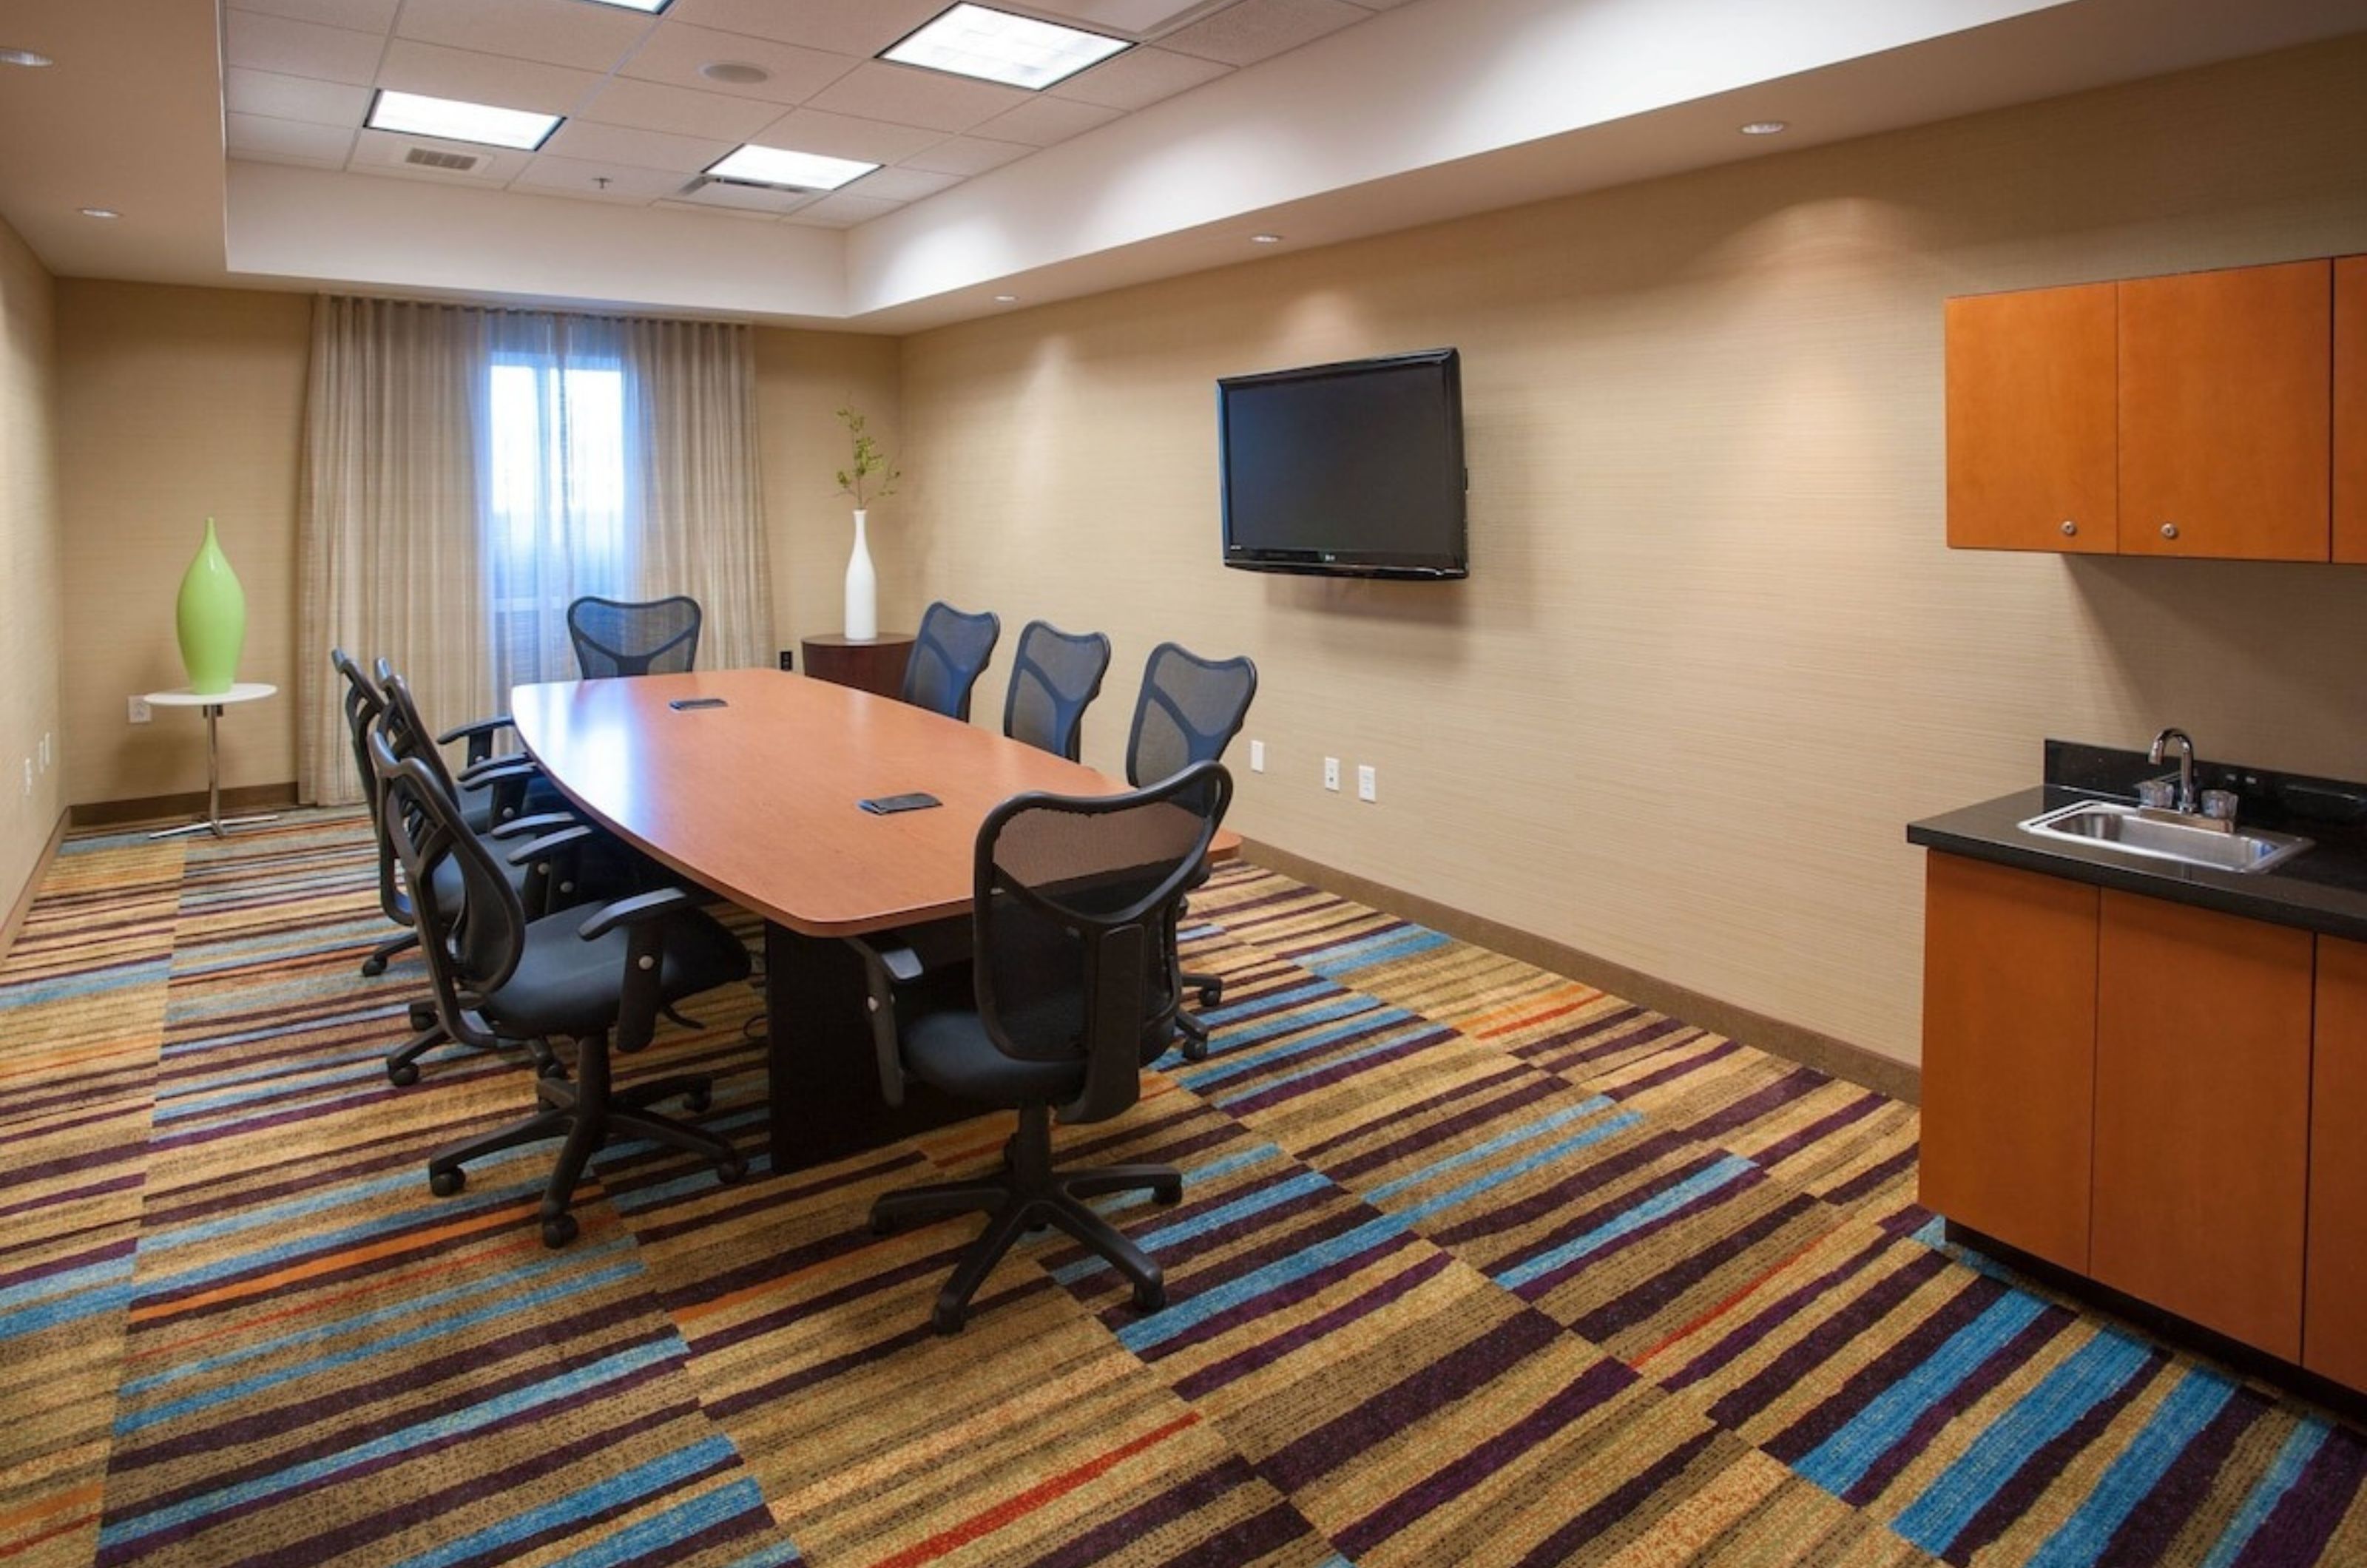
(844, 508, 877, 641)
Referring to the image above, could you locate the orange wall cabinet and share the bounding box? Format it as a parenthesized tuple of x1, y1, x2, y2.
(1919, 854, 2098, 1270)
(2336, 256, 2366, 564)
(1945, 284, 2118, 552)
(2118, 259, 2332, 561)
(2309, 936, 2367, 1390)
(2090, 890, 2313, 1362)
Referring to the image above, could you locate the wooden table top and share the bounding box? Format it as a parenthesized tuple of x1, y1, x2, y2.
(511, 668, 1236, 936)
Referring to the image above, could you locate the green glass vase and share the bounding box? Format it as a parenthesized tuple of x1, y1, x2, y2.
(175, 517, 247, 696)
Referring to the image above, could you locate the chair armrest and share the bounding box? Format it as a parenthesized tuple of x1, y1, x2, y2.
(460, 755, 539, 786)
(488, 811, 578, 842)
(439, 714, 516, 766)
(843, 933, 927, 1108)
(507, 823, 596, 867)
(578, 887, 697, 941)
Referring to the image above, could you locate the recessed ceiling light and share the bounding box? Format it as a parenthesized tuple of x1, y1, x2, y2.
(882, 4, 1129, 92)
(367, 89, 562, 152)
(1250, 233, 1283, 245)
(700, 61, 771, 85)
(1739, 120, 1788, 136)
(79, 208, 120, 220)
(706, 144, 879, 192)
(993, 294, 1017, 303)
(0, 46, 53, 67)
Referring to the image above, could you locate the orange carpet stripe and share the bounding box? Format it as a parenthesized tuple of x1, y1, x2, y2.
(1629, 1230, 1831, 1370)
(1473, 991, 1602, 1039)
(0, 1512, 98, 1561)
(868, 1410, 1202, 1568)
(126, 1200, 536, 1325)
(0, 1483, 103, 1536)
(674, 1234, 905, 1326)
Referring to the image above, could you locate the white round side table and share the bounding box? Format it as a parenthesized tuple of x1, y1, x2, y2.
(143, 683, 280, 839)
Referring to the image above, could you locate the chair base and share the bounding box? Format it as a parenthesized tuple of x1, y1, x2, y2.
(871, 1102, 1181, 1334)
(425, 1032, 743, 1246)
(362, 929, 419, 977)
(386, 1001, 564, 1087)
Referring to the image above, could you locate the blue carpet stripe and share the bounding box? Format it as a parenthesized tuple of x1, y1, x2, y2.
(1494, 1154, 1757, 1291)
(546, 1479, 780, 1568)
(1054, 1170, 1335, 1285)
(1118, 1213, 1410, 1353)
(1385, 1112, 1648, 1229)
(2024, 1365, 2241, 1568)
(383, 1438, 742, 1568)
(1198, 1024, 1445, 1106)
(2200, 1418, 2332, 1568)
(1297, 927, 1451, 976)
(1177, 1001, 1414, 1089)
(1364, 1096, 1618, 1202)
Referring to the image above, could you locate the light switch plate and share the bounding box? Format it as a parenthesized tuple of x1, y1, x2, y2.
(1357, 764, 1377, 802)
(1249, 739, 1265, 773)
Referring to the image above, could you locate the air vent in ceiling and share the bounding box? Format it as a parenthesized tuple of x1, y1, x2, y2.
(404, 146, 479, 172)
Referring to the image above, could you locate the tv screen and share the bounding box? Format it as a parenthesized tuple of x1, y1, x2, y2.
(1217, 348, 1466, 579)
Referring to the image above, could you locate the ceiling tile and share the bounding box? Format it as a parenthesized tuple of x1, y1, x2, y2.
(970, 95, 1122, 148)
(666, 0, 944, 58)
(805, 61, 1030, 135)
(671, 179, 820, 216)
(746, 107, 944, 165)
(784, 191, 906, 229)
(541, 118, 735, 173)
(582, 78, 779, 141)
(377, 39, 604, 117)
(843, 165, 962, 202)
(350, 127, 533, 183)
(513, 155, 691, 203)
(394, 0, 655, 75)
(899, 135, 1033, 177)
(223, 10, 386, 86)
(1047, 45, 1229, 109)
(621, 21, 861, 105)
(226, 113, 357, 166)
(223, 67, 374, 127)
(226, 0, 402, 32)
(1159, 0, 1365, 67)
(1027, 0, 1222, 29)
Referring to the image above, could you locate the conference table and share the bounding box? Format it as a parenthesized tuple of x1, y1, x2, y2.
(509, 666, 1238, 1173)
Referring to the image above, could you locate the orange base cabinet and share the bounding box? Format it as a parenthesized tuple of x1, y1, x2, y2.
(2092, 891, 2313, 1361)
(1919, 854, 2099, 1271)
(2308, 936, 2367, 1390)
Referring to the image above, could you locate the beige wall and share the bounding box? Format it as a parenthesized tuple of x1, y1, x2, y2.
(896, 38, 2367, 1068)
(0, 217, 61, 911)
(55, 282, 311, 805)
(52, 291, 899, 802)
(753, 328, 908, 656)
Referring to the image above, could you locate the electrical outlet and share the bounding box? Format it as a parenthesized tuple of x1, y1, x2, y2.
(128, 697, 152, 725)
(1357, 764, 1377, 802)
(1249, 740, 1266, 774)
(1323, 756, 1340, 791)
(778, 649, 794, 672)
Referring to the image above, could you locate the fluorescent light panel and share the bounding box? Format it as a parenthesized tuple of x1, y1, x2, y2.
(882, 4, 1129, 91)
(367, 89, 561, 152)
(706, 145, 879, 192)
(580, 0, 672, 10)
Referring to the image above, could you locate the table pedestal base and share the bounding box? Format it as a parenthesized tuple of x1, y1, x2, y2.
(148, 702, 282, 841)
(764, 922, 975, 1174)
(150, 811, 282, 841)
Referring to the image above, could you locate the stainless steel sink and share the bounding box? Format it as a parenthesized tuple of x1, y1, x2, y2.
(2018, 800, 2312, 874)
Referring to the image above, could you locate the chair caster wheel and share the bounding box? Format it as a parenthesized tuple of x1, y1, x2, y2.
(683, 1084, 712, 1114)
(869, 1210, 897, 1237)
(541, 1214, 578, 1248)
(1132, 1279, 1167, 1312)
(387, 1061, 419, 1087)
(1197, 984, 1221, 1007)
(931, 1301, 966, 1336)
(361, 956, 388, 977)
(1179, 1038, 1209, 1064)
(1152, 1178, 1183, 1206)
(538, 1058, 568, 1079)
(429, 1167, 465, 1197)
(715, 1158, 747, 1186)
(408, 1001, 436, 1030)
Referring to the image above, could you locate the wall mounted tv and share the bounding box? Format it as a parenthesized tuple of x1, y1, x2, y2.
(1217, 347, 1467, 580)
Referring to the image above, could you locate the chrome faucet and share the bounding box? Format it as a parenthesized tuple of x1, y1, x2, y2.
(2149, 728, 2197, 814)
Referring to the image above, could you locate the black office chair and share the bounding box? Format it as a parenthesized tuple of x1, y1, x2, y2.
(1126, 643, 1258, 1060)
(902, 601, 1001, 722)
(334, 651, 562, 983)
(856, 760, 1233, 1334)
(371, 717, 750, 1249)
(1002, 620, 1112, 762)
(360, 654, 553, 835)
(567, 595, 702, 678)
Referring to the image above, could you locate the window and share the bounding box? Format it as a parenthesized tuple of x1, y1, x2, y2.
(484, 356, 630, 689)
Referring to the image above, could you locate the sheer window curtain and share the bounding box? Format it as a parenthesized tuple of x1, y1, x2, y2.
(297, 296, 772, 805)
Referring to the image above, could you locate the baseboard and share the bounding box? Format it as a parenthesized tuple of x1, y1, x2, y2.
(0, 809, 70, 967)
(1236, 837, 1922, 1105)
(70, 781, 301, 830)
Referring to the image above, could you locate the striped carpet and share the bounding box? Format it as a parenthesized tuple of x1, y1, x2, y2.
(2, 811, 2362, 1567)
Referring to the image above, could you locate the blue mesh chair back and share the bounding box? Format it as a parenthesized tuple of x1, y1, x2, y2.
(1002, 621, 1112, 761)
(902, 601, 1002, 722)
(1124, 642, 1259, 788)
(567, 595, 702, 678)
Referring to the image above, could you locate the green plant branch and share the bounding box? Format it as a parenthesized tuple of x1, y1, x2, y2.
(834, 403, 901, 508)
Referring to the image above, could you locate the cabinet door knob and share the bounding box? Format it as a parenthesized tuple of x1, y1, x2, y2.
(2161, 522, 2179, 540)
(2060, 519, 2078, 537)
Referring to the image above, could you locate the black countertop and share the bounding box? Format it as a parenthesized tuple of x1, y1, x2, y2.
(1906, 743, 2367, 944)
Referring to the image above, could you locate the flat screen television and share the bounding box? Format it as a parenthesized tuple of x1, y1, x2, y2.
(1217, 348, 1466, 580)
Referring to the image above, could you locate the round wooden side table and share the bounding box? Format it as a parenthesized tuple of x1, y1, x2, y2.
(800, 633, 916, 700)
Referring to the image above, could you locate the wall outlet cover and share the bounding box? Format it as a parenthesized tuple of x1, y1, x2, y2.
(1323, 757, 1340, 791)
(1357, 764, 1377, 802)
(128, 697, 152, 724)
(1249, 739, 1266, 773)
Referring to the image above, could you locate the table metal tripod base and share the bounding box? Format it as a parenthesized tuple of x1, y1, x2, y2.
(147, 701, 281, 841)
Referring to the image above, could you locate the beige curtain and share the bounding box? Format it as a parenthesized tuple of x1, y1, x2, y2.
(297, 297, 771, 805)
